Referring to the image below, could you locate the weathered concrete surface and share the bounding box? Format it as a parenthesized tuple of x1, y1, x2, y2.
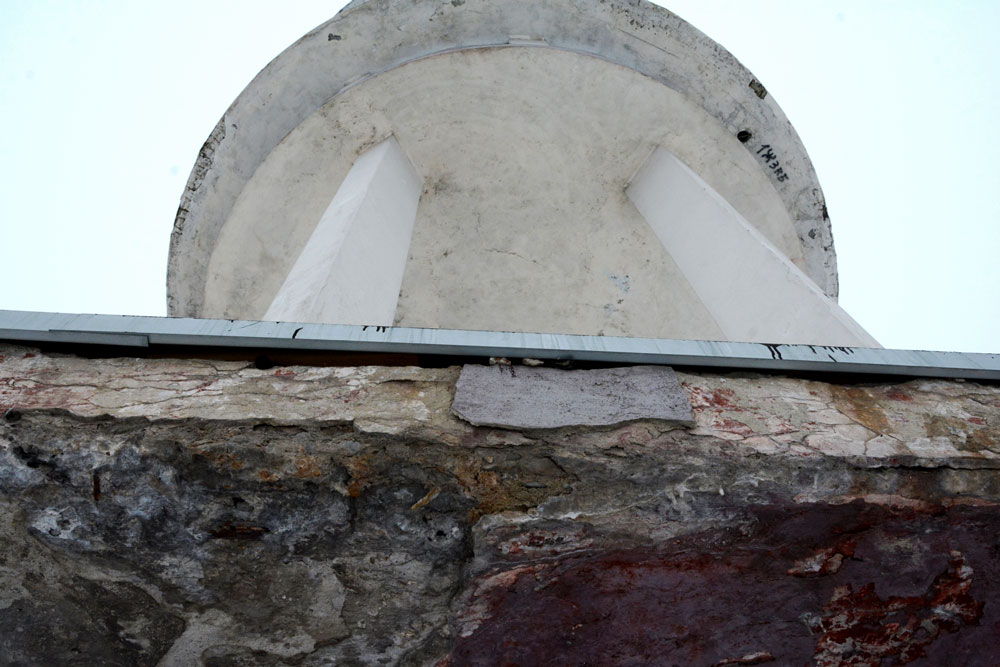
(199, 47, 797, 342)
(2, 344, 999, 665)
(452, 364, 692, 430)
(170, 0, 840, 328)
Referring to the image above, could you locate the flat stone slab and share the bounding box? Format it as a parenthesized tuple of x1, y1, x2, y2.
(451, 364, 692, 430)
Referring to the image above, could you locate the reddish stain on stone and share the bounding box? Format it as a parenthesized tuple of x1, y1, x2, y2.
(295, 456, 323, 478)
(346, 454, 373, 498)
(768, 421, 798, 436)
(196, 449, 244, 471)
(886, 389, 914, 402)
(812, 551, 982, 666)
(686, 386, 740, 410)
(452, 549, 781, 665)
(709, 388, 737, 407)
(715, 418, 755, 437)
(273, 369, 295, 377)
(968, 417, 987, 426)
(450, 503, 997, 666)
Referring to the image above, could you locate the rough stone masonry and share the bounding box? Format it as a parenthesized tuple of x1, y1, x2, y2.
(1, 343, 999, 665)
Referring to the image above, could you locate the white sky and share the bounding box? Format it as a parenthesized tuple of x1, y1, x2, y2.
(1, 1, 997, 353)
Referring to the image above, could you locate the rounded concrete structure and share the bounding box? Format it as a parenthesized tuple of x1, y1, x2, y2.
(168, 0, 872, 345)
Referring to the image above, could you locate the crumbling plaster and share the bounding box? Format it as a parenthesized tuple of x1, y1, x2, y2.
(2, 346, 995, 464)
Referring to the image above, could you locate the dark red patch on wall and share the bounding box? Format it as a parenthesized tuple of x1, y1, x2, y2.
(448, 502, 1000, 666)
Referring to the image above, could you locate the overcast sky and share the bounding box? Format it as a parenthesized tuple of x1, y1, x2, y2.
(1, 1, 997, 353)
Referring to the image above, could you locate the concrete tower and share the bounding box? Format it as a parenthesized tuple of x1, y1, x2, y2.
(168, 0, 878, 347)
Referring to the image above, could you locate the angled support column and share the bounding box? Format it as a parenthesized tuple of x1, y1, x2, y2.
(265, 137, 422, 326)
(627, 148, 879, 347)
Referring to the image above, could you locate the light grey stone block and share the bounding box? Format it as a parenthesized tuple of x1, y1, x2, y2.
(451, 364, 693, 430)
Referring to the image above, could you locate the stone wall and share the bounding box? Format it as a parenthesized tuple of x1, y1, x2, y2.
(1, 343, 999, 665)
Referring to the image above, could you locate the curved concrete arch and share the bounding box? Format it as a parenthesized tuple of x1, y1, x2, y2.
(168, 0, 838, 320)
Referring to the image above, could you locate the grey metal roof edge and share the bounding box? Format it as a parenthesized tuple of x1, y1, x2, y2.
(0, 309, 997, 380)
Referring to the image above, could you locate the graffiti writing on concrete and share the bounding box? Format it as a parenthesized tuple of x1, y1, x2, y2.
(756, 144, 789, 182)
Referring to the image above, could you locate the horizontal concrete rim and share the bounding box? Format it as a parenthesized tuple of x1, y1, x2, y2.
(167, 0, 838, 318)
(3, 311, 998, 380)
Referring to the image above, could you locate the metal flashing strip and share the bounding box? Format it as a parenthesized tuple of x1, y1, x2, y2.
(0, 310, 998, 380)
